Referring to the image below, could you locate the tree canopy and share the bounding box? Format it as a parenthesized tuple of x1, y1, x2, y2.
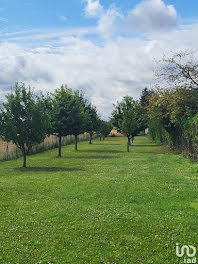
(147, 51, 198, 158)
(112, 96, 144, 151)
(84, 104, 100, 144)
(0, 83, 50, 167)
(51, 85, 87, 155)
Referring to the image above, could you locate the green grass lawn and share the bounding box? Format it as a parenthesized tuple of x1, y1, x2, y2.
(0, 136, 198, 264)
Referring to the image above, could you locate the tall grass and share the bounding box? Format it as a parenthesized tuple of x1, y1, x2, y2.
(0, 133, 95, 161)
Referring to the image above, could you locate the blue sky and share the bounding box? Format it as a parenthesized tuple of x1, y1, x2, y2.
(0, 0, 198, 30)
(0, 0, 198, 117)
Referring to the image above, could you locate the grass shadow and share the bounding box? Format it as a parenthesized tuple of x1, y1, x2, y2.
(137, 151, 166, 154)
(63, 155, 117, 159)
(93, 143, 121, 146)
(78, 150, 124, 154)
(16, 167, 83, 172)
(132, 144, 162, 147)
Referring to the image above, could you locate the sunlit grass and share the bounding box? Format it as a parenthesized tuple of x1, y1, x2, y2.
(0, 136, 197, 264)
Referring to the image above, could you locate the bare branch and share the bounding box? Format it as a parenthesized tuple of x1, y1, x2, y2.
(155, 50, 198, 89)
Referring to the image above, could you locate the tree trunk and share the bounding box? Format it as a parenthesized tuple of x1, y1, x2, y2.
(132, 136, 134, 144)
(58, 135, 62, 157)
(75, 135, 78, 151)
(89, 133, 92, 144)
(100, 136, 102, 141)
(23, 152, 27, 168)
(127, 137, 130, 152)
(103, 137, 105, 141)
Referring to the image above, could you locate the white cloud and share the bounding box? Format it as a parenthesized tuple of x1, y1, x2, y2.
(0, 0, 197, 118)
(84, 0, 123, 38)
(0, 38, 151, 117)
(84, 0, 177, 38)
(127, 0, 177, 32)
(84, 0, 103, 18)
(98, 6, 122, 38)
(0, 20, 198, 118)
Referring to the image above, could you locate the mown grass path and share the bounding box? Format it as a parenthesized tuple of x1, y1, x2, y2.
(0, 136, 198, 264)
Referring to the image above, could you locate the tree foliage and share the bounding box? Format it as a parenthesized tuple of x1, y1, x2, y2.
(97, 120, 113, 140)
(84, 104, 100, 144)
(148, 51, 198, 158)
(51, 85, 86, 155)
(112, 96, 144, 151)
(69, 90, 86, 151)
(0, 83, 51, 167)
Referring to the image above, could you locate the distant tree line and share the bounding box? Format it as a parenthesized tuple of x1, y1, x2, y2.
(111, 50, 198, 159)
(0, 83, 112, 167)
(141, 51, 198, 159)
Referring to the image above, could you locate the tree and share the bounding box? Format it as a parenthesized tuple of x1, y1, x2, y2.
(147, 50, 198, 157)
(111, 102, 123, 133)
(69, 90, 86, 151)
(112, 96, 143, 152)
(156, 50, 198, 89)
(147, 86, 198, 148)
(84, 104, 100, 144)
(139, 88, 155, 134)
(51, 85, 75, 157)
(97, 120, 113, 141)
(0, 83, 51, 167)
(121, 99, 140, 150)
(140, 87, 155, 108)
(102, 121, 113, 140)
